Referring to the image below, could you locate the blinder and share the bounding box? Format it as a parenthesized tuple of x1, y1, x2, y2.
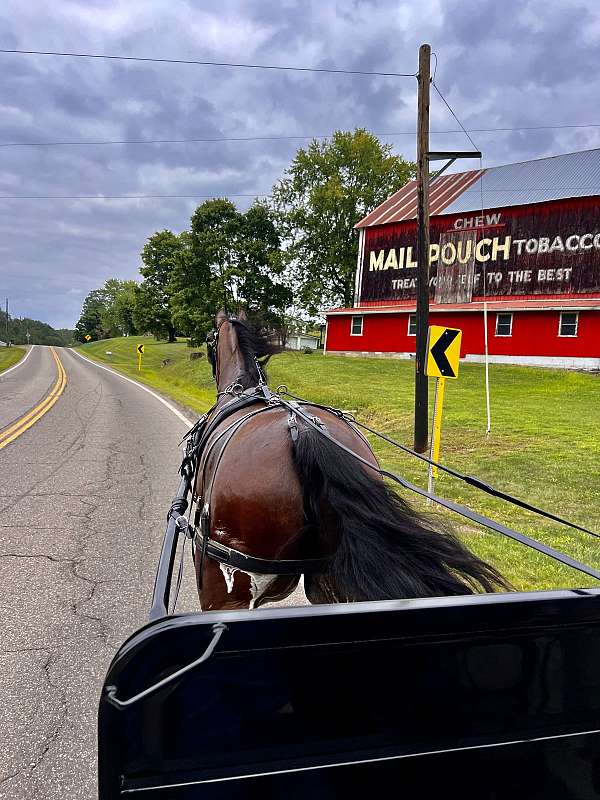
(206, 330, 218, 377)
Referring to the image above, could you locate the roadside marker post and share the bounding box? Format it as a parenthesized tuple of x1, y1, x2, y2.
(426, 326, 462, 497)
(137, 343, 145, 371)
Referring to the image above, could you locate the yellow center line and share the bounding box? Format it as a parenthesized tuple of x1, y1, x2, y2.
(0, 347, 67, 450)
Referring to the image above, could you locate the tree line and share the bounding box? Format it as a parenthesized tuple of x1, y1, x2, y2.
(75, 130, 414, 343)
(1, 309, 74, 347)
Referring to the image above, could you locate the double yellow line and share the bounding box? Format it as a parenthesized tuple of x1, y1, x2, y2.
(0, 347, 67, 451)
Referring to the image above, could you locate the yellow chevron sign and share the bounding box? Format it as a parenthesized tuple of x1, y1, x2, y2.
(426, 326, 462, 379)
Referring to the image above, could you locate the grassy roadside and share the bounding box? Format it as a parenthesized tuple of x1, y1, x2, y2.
(0, 346, 26, 374)
(77, 336, 600, 593)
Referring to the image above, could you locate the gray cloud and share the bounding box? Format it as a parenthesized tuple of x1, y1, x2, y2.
(1, 0, 599, 327)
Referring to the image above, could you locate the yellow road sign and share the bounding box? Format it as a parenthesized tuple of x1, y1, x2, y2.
(137, 344, 145, 355)
(426, 326, 462, 379)
(84, 334, 92, 342)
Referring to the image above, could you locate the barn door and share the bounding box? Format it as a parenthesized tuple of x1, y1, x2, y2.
(435, 229, 477, 304)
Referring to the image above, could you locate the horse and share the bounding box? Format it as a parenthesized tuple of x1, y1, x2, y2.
(193, 310, 507, 611)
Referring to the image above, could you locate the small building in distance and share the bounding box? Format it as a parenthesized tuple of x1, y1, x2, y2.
(287, 333, 320, 351)
(325, 148, 600, 369)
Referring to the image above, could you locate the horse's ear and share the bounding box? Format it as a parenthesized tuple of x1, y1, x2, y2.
(237, 308, 248, 322)
(215, 309, 227, 325)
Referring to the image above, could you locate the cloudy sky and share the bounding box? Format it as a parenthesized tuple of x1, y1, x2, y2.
(2, 0, 600, 328)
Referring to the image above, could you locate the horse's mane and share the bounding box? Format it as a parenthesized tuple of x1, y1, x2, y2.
(230, 318, 281, 384)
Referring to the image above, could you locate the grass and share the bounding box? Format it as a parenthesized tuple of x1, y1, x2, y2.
(0, 346, 26, 374)
(77, 336, 600, 593)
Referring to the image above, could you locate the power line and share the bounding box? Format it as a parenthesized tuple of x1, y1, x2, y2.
(432, 81, 480, 153)
(0, 193, 270, 200)
(0, 48, 415, 77)
(1, 187, 600, 201)
(3, 123, 599, 149)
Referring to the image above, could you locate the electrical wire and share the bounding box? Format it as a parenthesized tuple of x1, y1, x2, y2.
(3, 185, 600, 201)
(432, 80, 480, 153)
(0, 193, 270, 200)
(2, 123, 600, 148)
(0, 48, 416, 77)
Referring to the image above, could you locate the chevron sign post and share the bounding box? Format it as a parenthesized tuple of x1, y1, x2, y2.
(426, 326, 462, 497)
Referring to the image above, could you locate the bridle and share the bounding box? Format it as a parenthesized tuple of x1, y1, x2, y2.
(205, 316, 229, 383)
(206, 315, 268, 395)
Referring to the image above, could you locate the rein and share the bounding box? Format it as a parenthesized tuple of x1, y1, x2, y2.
(176, 382, 600, 586)
(275, 388, 600, 540)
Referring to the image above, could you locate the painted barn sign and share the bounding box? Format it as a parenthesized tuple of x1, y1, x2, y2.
(360, 196, 600, 303)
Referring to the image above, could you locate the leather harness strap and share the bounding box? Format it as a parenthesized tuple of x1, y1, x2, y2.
(280, 400, 600, 584)
(276, 390, 599, 540)
(178, 385, 600, 583)
(180, 387, 334, 577)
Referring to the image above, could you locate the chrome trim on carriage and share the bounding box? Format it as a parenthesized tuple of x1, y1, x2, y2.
(120, 726, 600, 792)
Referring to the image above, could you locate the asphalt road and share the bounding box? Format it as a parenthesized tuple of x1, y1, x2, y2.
(0, 346, 304, 799)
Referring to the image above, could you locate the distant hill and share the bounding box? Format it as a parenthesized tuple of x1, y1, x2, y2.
(0, 311, 75, 347)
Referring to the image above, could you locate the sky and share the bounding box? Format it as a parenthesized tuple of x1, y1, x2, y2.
(2, 0, 600, 328)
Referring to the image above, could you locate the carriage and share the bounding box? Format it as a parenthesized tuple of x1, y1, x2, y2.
(98, 314, 600, 798)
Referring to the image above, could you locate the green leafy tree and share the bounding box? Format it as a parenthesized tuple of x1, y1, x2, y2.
(272, 128, 415, 312)
(1, 310, 73, 346)
(74, 289, 108, 341)
(99, 278, 139, 337)
(170, 199, 291, 342)
(135, 230, 183, 341)
(111, 280, 138, 336)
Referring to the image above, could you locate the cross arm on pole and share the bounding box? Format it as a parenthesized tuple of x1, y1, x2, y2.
(428, 150, 482, 180)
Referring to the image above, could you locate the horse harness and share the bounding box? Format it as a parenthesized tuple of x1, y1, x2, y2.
(174, 382, 335, 581)
(168, 377, 600, 589)
(171, 314, 600, 587)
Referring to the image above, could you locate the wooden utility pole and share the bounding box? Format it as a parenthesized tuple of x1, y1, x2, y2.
(414, 43, 431, 453)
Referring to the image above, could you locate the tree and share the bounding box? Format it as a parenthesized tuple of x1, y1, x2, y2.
(74, 289, 108, 341)
(99, 278, 139, 337)
(234, 201, 292, 327)
(135, 230, 183, 341)
(272, 129, 415, 312)
(1, 310, 74, 346)
(110, 280, 138, 336)
(169, 199, 291, 342)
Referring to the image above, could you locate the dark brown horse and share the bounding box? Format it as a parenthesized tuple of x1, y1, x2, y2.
(194, 310, 506, 611)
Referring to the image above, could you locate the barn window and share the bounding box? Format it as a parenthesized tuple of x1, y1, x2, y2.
(495, 313, 513, 337)
(350, 315, 363, 336)
(408, 314, 417, 336)
(559, 312, 578, 337)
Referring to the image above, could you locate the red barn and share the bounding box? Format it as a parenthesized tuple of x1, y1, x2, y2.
(325, 149, 600, 369)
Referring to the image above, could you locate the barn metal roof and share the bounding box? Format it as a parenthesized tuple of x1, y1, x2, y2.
(355, 148, 600, 229)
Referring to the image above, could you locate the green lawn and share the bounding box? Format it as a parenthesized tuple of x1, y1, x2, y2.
(0, 346, 26, 374)
(77, 336, 600, 593)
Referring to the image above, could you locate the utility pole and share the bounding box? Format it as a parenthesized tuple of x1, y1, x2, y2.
(414, 43, 431, 453)
(5, 298, 9, 347)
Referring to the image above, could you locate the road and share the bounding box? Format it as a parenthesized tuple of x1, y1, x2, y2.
(0, 346, 305, 798)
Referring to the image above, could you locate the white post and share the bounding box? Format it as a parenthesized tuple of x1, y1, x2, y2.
(483, 300, 491, 434)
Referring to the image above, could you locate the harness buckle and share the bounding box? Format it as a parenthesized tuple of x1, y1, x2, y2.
(174, 514, 196, 540)
(288, 410, 299, 442)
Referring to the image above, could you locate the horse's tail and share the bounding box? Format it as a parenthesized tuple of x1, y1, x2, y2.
(292, 421, 508, 601)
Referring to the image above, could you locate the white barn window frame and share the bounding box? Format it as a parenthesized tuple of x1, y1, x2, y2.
(495, 312, 513, 337)
(407, 314, 417, 336)
(558, 311, 578, 337)
(350, 315, 364, 336)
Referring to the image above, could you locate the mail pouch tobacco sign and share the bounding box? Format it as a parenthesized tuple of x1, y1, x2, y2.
(360, 197, 600, 303)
